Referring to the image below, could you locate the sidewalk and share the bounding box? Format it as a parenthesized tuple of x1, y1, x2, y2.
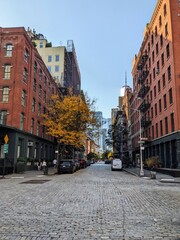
(0, 167, 57, 179)
(124, 167, 180, 183)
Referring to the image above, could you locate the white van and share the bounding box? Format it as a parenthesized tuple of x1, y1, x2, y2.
(111, 159, 122, 171)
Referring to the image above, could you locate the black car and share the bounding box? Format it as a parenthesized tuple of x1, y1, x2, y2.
(58, 160, 76, 174)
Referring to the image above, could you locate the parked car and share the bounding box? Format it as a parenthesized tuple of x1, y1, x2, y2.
(58, 160, 76, 174)
(78, 159, 87, 169)
(74, 160, 80, 171)
(105, 159, 111, 164)
(111, 159, 122, 171)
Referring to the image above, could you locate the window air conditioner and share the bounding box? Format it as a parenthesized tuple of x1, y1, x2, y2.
(28, 142, 33, 147)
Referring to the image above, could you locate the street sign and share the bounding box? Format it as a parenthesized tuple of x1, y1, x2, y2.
(138, 141, 145, 144)
(140, 138, 148, 141)
(4, 144, 9, 153)
(141, 146, 145, 150)
(4, 134, 9, 144)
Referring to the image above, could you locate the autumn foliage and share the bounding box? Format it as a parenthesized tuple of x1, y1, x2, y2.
(43, 93, 97, 148)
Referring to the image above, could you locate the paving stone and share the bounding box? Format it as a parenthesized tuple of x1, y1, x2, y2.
(0, 163, 179, 239)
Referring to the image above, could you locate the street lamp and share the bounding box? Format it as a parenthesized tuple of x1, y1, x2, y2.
(138, 110, 144, 177)
(131, 108, 144, 177)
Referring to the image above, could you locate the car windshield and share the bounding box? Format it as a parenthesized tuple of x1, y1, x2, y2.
(60, 161, 71, 166)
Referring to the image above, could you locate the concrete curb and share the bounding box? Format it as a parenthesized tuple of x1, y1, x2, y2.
(123, 169, 139, 177)
(160, 178, 180, 184)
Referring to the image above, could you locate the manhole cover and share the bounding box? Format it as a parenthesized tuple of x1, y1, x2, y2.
(20, 179, 51, 184)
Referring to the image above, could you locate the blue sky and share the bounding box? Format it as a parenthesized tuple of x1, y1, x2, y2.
(0, 0, 157, 118)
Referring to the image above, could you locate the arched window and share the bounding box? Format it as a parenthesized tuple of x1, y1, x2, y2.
(164, 3, 167, 16)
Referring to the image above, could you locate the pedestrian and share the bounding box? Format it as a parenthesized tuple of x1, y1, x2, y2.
(53, 158, 57, 168)
(42, 160, 47, 175)
(37, 160, 42, 171)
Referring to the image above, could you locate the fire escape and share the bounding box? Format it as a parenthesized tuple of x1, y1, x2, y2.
(137, 52, 151, 129)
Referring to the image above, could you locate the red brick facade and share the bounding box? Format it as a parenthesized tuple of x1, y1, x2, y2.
(131, 0, 180, 168)
(0, 27, 60, 165)
(0, 27, 59, 139)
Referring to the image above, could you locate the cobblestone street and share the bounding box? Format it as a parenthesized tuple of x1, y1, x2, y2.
(0, 163, 180, 240)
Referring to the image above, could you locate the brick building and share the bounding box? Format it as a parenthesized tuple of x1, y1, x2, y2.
(131, 0, 180, 168)
(0, 27, 60, 172)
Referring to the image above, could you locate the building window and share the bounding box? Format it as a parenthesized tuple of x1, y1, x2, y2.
(154, 86, 156, 98)
(155, 26, 157, 37)
(34, 61, 37, 74)
(37, 121, 40, 136)
(150, 91, 152, 101)
(149, 58, 151, 68)
(166, 43, 170, 58)
(155, 103, 157, 116)
(33, 79, 37, 92)
(151, 107, 153, 118)
(4, 64, 11, 79)
(0, 110, 7, 125)
(161, 53, 164, 66)
(156, 43, 159, 55)
(6, 44, 13, 57)
(164, 3, 167, 16)
(165, 23, 168, 36)
(156, 123, 158, 138)
(153, 68, 156, 79)
(55, 65, 59, 72)
(151, 34, 154, 45)
(44, 76, 47, 87)
(32, 98, 36, 112)
(152, 125, 154, 139)
(159, 99, 162, 113)
(20, 112, 25, 130)
(169, 88, 173, 104)
(171, 113, 174, 132)
(39, 69, 43, 80)
(167, 66, 171, 81)
(148, 42, 150, 52)
(43, 107, 46, 114)
(24, 48, 29, 62)
(157, 61, 160, 74)
(55, 55, 60, 61)
(38, 85, 42, 98)
(44, 91, 46, 103)
(158, 80, 161, 93)
(162, 73, 166, 87)
(160, 34, 163, 47)
(40, 42, 43, 48)
(150, 74, 152, 84)
(164, 94, 167, 109)
(2, 87, 10, 102)
(159, 15, 162, 27)
(152, 51, 155, 62)
(160, 120, 163, 136)
(23, 68, 28, 83)
(38, 103, 41, 117)
(31, 118, 34, 134)
(165, 117, 168, 134)
(21, 90, 26, 106)
(48, 56, 52, 62)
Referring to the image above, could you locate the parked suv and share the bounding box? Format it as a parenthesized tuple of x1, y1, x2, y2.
(58, 160, 76, 174)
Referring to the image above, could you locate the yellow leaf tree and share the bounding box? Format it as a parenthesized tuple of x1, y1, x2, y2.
(43, 91, 98, 160)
